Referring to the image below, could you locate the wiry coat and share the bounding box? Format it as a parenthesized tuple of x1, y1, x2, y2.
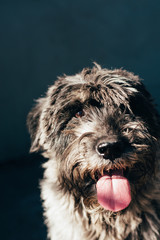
(27, 64, 160, 240)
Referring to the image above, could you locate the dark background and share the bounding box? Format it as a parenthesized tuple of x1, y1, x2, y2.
(1, 1, 160, 239)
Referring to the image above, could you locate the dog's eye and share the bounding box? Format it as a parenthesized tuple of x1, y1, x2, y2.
(75, 110, 84, 118)
(119, 104, 130, 114)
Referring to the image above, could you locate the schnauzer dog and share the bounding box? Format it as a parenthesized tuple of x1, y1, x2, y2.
(27, 64, 160, 240)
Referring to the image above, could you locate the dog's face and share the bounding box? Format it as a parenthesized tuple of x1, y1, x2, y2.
(27, 64, 160, 212)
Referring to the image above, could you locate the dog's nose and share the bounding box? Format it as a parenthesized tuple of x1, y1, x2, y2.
(96, 140, 125, 161)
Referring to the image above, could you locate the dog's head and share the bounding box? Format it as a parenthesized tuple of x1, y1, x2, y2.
(27, 64, 160, 212)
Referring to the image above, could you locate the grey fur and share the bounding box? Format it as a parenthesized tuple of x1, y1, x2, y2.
(27, 64, 160, 240)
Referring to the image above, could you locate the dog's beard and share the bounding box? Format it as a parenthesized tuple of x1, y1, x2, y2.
(57, 127, 157, 213)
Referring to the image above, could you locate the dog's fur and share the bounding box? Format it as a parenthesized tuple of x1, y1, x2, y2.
(27, 64, 160, 240)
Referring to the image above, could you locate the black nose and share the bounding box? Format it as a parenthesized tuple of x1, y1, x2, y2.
(96, 140, 126, 161)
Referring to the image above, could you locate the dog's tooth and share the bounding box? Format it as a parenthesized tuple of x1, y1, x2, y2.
(90, 171, 93, 179)
(90, 170, 95, 181)
(117, 163, 121, 170)
(100, 168, 104, 176)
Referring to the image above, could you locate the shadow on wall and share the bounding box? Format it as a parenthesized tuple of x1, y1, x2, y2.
(0, 153, 47, 240)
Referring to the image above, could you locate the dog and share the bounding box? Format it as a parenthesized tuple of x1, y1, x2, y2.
(27, 63, 160, 240)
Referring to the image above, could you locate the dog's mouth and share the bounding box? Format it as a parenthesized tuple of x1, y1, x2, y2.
(91, 167, 131, 212)
(91, 166, 129, 182)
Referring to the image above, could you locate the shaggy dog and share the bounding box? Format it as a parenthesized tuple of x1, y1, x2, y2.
(27, 64, 160, 240)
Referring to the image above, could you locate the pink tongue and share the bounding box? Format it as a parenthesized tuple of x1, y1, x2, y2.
(96, 169, 131, 212)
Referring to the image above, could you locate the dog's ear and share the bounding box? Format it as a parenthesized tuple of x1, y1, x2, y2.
(27, 80, 65, 153)
(27, 98, 45, 153)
